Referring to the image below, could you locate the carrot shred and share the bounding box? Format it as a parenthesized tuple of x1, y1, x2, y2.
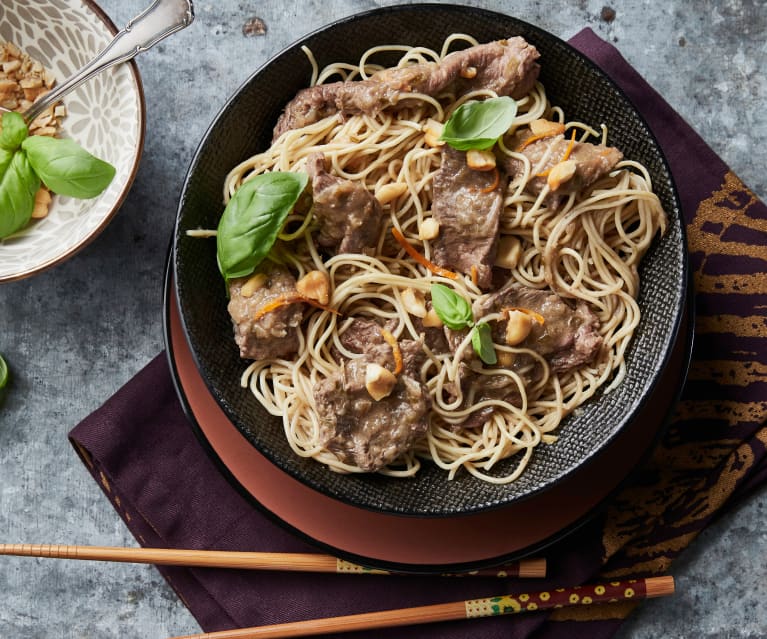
(506, 306, 546, 325)
(470, 265, 479, 287)
(381, 328, 403, 375)
(252, 292, 339, 321)
(479, 167, 500, 193)
(391, 226, 458, 280)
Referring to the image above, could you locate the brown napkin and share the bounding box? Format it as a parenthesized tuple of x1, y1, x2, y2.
(69, 28, 767, 639)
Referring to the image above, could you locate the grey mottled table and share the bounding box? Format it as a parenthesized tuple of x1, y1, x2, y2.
(1, 1, 765, 637)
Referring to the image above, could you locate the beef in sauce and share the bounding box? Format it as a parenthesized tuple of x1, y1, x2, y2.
(431, 146, 507, 290)
(227, 263, 304, 360)
(274, 37, 540, 139)
(306, 152, 383, 255)
(314, 318, 430, 471)
(500, 126, 623, 207)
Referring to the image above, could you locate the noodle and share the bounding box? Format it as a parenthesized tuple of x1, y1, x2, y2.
(223, 35, 667, 484)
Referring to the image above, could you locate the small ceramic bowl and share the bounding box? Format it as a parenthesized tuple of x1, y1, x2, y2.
(0, 0, 145, 282)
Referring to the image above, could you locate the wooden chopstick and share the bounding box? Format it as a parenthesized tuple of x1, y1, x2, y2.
(167, 576, 675, 639)
(0, 543, 545, 578)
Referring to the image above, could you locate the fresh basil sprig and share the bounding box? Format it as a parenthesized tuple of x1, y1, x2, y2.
(0, 353, 9, 390)
(216, 171, 309, 282)
(22, 136, 116, 199)
(0, 151, 40, 239)
(0, 112, 28, 151)
(0, 111, 116, 239)
(430, 282, 472, 329)
(439, 96, 518, 151)
(430, 283, 497, 365)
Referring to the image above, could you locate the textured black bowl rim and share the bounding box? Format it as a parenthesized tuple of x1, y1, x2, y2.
(172, 3, 688, 517)
(163, 249, 695, 573)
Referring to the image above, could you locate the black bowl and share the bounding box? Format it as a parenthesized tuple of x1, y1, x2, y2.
(173, 4, 687, 516)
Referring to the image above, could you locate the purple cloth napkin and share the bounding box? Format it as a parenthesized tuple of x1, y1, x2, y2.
(69, 28, 767, 639)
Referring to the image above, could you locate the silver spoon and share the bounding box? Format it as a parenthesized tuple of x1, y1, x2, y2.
(1, 0, 194, 122)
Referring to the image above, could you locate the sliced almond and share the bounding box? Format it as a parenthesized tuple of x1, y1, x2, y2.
(423, 118, 445, 148)
(296, 270, 330, 305)
(401, 287, 427, 318)
(529, 119, 566, 137)
(504, 310, 533, 346)
(418, 218, 440, 241)
(240, 272, 268, 298)
(422, 308, 443, 328)
(495, 235, 522, 269)
(365, 363, 397, 401)
(375, 182, 408, 206)
(466, 149, 496, 171)
(546, 159, 577, 191)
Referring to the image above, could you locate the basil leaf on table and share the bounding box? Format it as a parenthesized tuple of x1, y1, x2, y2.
(0, 353, 8, 390)
(430, 283, 473, 330)
(216, 171, 309, 282)
(0, 112, 29, 151)
(440, 96, 518, 151)
(21, 135, 115, 198)
(471, 322, 497, 365)
(0, 151, 40, 239)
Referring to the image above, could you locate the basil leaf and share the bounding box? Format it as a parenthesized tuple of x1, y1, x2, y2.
(0, 353, 8, 390)
(217, 171, 308, 282)
(430, 283, 473, 330)
(0, 112, 29, 151)
(0, 148, 13, 180)
(22, 135, 115, 198)
(440, 96, 518, 151)
(0, 151, 40, 239)
(471, 322, 497, 365)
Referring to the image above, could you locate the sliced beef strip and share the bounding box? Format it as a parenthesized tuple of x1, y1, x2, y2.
(273, 37, 540, 139)
(474, 281, 603, 373)
(500, 131, 623, 205)
(337, 317, 425, 378)
(227, 263, 303, 360)
(306, 152, 383, 255)
(430, 146, 507, 289)
(314, 340, 430, 471)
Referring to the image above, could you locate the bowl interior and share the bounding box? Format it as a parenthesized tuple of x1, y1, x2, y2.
(0, 0, 144, 282)
(174, 5, 686, 516)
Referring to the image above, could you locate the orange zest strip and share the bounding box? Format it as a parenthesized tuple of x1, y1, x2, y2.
(252, 293, 339, 321)
(479, 167, 500, 193)
(506, 306, 546, 325)
(561, 128, 577, 162)
(516, 132, 556, 151)
(381, 329, 403, 375)
(535, 129, 578, 178)
(390, 226, 458, 280)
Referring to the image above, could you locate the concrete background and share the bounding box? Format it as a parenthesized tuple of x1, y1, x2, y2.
(1, 0, 765, 637)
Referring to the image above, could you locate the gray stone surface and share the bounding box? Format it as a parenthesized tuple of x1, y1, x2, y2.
(1, 0, 765, 637)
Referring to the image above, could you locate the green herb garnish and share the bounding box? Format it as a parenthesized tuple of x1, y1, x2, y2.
(0, 354, 9, 390)
(22, 136, 116, 199)
(430, 283, 497, 365)
(216, 171, 309, 283)
(440, 96, 518, 151)
(0, 150, 40, 239)
(0, 111, 116, 239)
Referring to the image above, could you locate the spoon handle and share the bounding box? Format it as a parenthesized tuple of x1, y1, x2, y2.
(24, 0, 195, 123)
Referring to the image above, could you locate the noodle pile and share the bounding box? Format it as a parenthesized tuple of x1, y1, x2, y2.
(222, 35, 667, 484)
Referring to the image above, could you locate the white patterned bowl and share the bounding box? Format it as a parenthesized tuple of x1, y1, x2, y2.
(0, 0, 144, 282)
